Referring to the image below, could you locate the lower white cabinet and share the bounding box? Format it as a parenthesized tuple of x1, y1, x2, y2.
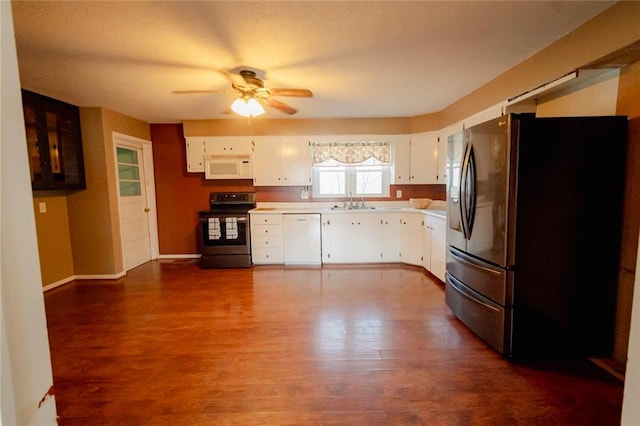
(321, 213, 381, 263)
(251, 210, 447, 282)
(250, 214, 283, 264)
(428, 215, 446, 282)
(380, 214, 402, 262)
(401, 212, 424, 266)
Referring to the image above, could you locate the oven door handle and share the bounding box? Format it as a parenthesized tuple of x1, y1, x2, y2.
(200, 216, 248, 223)
(220, 217, 247, 223)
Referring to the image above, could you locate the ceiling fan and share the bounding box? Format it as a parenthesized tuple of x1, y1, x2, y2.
(174, 69, 313, 116)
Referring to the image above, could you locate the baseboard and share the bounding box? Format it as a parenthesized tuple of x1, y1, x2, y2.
(74, 271, 127, 280)
(589, 357, 626, 381)
(42, 276, 76, 292)
(43, 258, 200, 292)
(42, 270, 127, 292)
(158, 254, 201, 259)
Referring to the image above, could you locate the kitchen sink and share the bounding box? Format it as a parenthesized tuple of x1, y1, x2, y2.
(330, 205, 379, 210)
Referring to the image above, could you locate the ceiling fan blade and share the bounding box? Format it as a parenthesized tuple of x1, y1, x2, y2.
(172, 89, 232, 95)
(264, 97, 298, 115)
(269, 88, 313, 97)
(218, 68, 247, 88)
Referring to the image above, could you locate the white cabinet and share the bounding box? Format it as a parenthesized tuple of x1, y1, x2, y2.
(321, 214, 353, 263)
(422, 215, 431, 270)
(185, 136, 253, 173)
(321, 213, 381, 263)
(463, 103, 504, 129)
(392, 135, 411, 184)
(253, 136, 311, 186)
(437, 122, 463, 184)
(204, 136, 253, 155)
(428, 215, 446, 282)
(401, 212, 424, 266)
(380, 214, 402, 262)
(185, 138, 205, 172)
(250, 214, 283, 264)
(409, 131, 438, 184)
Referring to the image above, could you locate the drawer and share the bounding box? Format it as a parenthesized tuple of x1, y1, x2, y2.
(252, 235, 282, 249)
(251, 224, 282, 237)
(251, 214, 282, 225)
(252, 247, 283, 264)
(445, 273, 509, 355)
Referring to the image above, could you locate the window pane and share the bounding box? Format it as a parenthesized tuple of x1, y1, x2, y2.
(318, 170, 345, 195)
(117, 147, 138, 165)
(356, 169, 382, 194)
(118, 164, 140, 180)
(119, 181, 141, 196)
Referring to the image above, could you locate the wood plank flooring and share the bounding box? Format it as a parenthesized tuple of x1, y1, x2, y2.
(44, 261, 623, 425)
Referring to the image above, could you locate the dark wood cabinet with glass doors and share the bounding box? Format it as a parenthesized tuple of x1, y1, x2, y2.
(21, 89, 86, 191)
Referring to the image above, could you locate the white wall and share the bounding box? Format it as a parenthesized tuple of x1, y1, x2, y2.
(1, 2, 57, 424)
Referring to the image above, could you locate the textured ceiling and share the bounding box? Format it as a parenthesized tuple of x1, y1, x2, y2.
(11, 1, 615, 123)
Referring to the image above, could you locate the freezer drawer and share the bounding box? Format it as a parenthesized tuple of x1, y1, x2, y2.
(445, 272, 511, 355)
(446, 246, 512, 306)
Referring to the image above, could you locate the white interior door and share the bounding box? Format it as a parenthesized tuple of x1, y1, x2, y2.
(116, 144, 152, 271)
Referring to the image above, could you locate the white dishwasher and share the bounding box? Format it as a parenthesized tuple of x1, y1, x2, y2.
(282, 213, 321, 265)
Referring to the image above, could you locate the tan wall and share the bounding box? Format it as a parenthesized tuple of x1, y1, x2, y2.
(613, 60, 640, 367)
(32, 196, 74, 286)
(183, 117, 411, 137)
(440, 1, 640, 128)
(536, 69, 620, 117)
(65, 107, 149, 277)
(184, 114, 441, 137)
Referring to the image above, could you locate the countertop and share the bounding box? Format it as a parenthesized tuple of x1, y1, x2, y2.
(249, 201, 446, 219)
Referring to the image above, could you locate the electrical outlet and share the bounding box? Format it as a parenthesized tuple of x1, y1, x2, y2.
(396, 190, 402, 198)
(39, 202, 47, 213)
(301, 190, 309, 199)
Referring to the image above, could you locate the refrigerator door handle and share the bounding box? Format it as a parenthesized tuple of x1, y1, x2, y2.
(449, 246, 502, 277)
(459, 143, 471, 239)
(466, 145, 477, 236)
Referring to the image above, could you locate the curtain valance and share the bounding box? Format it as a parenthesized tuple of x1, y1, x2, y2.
(312, 141, 391, 165)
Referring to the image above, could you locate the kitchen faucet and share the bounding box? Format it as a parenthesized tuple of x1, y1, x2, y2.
(348, 191, 354, 209)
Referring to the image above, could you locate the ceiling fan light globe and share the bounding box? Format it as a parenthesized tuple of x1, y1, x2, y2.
(230, 97, 265, 117)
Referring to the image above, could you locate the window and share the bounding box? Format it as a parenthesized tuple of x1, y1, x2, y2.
(116, 146, 142, 197)
(311, 141, 391, 198)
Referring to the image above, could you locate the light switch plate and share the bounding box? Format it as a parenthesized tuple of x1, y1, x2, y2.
(396, 190, 402, 198)
(39, 202, 47, 213)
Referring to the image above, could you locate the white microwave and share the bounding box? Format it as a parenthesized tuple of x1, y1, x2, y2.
(204, 155, 253, 179)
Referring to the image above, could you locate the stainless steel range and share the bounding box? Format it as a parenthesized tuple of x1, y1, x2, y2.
(198, 192, 255, 268)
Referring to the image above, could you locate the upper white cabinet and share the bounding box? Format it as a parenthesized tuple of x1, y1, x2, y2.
(437, 122, 463, 184)
(185, 136, 253, 173)
(185, 138, 205, 172)
(253, 136, 311, 186)
(463, 104, 504, 129)
(409, 131, 438, 184)
(391, 134, 411, 184)
(204, 136, 253, 155)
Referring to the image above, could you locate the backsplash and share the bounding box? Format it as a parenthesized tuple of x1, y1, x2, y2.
(255, 184, 446, 203)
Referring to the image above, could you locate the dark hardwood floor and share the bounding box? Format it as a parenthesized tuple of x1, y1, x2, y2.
(44, 260, 623, 425)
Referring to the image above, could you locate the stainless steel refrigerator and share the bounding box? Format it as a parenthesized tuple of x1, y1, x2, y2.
(445, 113, 627, 359)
